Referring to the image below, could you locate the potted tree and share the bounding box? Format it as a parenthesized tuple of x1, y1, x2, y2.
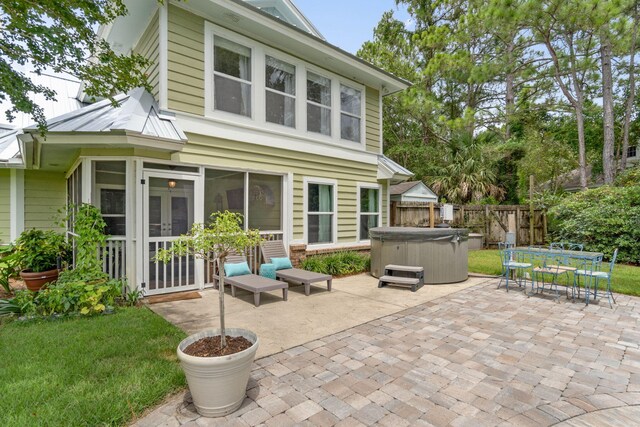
(14, 229, 69, 291)
(156, 211, 263, 417)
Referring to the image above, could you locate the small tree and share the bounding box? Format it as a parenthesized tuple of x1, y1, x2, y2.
(156, 211, 262, 349)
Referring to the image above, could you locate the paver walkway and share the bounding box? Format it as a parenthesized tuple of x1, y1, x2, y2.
(136, 280, 640, 426)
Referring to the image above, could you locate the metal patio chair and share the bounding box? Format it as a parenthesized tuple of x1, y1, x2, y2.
(573, 248, 618, 308)
(497, 242, 533, 292)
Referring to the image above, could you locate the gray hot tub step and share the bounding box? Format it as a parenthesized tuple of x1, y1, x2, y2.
(379, 264, 425, 292)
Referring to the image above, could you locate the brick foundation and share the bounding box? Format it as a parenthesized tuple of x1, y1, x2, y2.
(288, 243, 371, 267)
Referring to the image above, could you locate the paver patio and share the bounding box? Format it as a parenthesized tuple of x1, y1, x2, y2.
(137, 278, 640, 426)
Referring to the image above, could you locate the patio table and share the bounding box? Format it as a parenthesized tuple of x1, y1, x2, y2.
(513, 247, 603, 300)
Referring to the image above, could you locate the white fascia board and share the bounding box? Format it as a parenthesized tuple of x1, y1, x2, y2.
(176, 112, 379, 165)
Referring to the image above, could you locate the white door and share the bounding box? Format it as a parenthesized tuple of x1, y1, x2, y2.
(143, 172, 198, 295)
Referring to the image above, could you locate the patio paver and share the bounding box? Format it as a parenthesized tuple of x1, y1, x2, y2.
(136, 278, 640, 426)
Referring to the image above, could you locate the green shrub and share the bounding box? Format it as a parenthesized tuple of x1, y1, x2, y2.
(615, 165, 640, 187)
(550, 185, 640, 263)
(301, 251, 370, 276)
(8, 279, 122, 318)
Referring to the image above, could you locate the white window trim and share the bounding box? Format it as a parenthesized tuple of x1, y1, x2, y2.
(357, 183, 381, 243)
(303, 177, 338, 248)
(204, 21, 367, 150)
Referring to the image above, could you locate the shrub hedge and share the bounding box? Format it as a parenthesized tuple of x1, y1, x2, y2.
(301, 251, 371, 276)
(550, 185, 640, 263)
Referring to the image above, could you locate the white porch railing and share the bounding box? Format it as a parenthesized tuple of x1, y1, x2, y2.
(204, 231, 284, 286)
(66, 232, 127, 281)
(102, 237, 127, 280)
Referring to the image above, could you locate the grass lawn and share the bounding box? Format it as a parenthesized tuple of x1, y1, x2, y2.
(469, 249, 640, 297)
(0, 307, 186, 427)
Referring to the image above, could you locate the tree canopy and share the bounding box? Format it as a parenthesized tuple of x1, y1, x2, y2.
(359, 0, 640, 203)
(0, 0, 151, 132)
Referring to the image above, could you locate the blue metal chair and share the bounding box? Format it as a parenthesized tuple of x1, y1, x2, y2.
(568, 243, 584, 251)
(573, 248, 618, 308)
(550, 242, 565, 250)
(533, 254, 565, 300)
(498, 242, 533, 292)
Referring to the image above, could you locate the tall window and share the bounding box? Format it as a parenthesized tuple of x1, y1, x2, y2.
(213, 36, 252, 117)
(307, 183, 334, 244)
(628, 146, 637, 158)
(94, 161, 126, 236)
(359, 187, 379, 241)
(340, 84, 361, 142)
(265, 56, 295, 127)
(307, 72, 331, 136)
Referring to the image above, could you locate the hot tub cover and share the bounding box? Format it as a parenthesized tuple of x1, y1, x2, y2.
(369, 227, 469, 242)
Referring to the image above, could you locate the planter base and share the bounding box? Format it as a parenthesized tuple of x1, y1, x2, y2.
(177, 328, 259, 418)
(20, 269, 59, 291)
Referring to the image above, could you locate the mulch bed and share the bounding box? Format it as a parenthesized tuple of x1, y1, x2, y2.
(184, 335, 253, 357)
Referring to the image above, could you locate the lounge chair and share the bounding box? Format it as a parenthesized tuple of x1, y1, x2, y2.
(260, 240, 332, 296)
(219, 253, 288, 307)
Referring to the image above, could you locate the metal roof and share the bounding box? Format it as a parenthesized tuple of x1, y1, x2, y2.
(377, 155, 414, 183)
(26, 88, 187, 143)
(0, 127, 23, 167)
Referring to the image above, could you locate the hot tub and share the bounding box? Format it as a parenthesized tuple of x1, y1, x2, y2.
(370, 227, 469, 284)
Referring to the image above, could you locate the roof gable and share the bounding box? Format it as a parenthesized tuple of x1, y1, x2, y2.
(244, 0, 323, 38)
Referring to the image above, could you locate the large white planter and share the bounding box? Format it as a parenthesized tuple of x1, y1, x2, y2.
(177, 328, 259, 417)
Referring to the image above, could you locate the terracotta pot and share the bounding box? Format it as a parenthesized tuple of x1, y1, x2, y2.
(20, 269, 59, 291)
(177, 328, 259, 417)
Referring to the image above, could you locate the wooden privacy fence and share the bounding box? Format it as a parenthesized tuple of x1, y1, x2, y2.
(390, 202, 547, 248)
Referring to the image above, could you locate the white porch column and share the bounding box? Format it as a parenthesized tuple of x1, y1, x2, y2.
(9, 169, 24, 241)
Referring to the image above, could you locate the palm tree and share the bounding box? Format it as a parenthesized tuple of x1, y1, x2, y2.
(428, 134, 505, 204)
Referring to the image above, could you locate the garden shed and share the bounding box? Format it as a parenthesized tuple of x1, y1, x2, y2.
(390, 181, 438, 203)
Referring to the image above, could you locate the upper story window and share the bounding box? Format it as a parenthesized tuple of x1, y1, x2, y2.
(213, 36, 252, 117)
(628, 145, 637, 159)
(340, 85, 361, 142)
(307, 72, 332, 136)
(205, 23, 367, 148)
(265, 56, 296, 128)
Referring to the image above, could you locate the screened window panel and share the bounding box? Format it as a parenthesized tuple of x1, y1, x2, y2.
(266, 56, 295, 94)
(204, 169, 245, 223)
(266, 91, 295, 127)
(340, 85, 361, 116)
(308, 214, 333, 244)
(308, 183, 333, 213)
(214, 75, 251, 117)
(307, 72, 331, 106)
(307, 104, 331, 136)
(214, 37, 251, 80)
(340, 114, 361, 142)
(359, 215, 378, 240)
(248, 174, 282, 231)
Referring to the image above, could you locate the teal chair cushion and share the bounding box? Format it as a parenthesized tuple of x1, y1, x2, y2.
(271, 257, 293, 270)
(224, 261, 251, 277)
(259, 263, 277, 280)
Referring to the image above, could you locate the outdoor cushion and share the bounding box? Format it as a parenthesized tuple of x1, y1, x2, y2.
(271, 257, 293, 270)
(575, 270, 609, 278)
(224, 261, 251, 277)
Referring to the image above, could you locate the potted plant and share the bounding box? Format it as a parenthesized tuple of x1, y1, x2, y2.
(156, 211, 263, 417)
(14, 229, 69, 291)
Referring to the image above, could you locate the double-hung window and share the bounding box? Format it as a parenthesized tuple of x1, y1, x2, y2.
(307, 72, 331, 136)
(265, 56, 296, 127)
(213, 36, 252, 117)
(628, 146, 637, 159)
(340, 84, 362, 142)
(359, 186, 379, 241)
(307, 182, 334, 244)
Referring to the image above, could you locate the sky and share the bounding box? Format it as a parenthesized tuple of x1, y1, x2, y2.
(293, 1, 410, 54)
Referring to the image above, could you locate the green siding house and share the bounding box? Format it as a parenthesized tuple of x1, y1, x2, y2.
(0, 0, 412, 295)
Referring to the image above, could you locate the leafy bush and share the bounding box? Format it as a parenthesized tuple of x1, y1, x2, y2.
(615, 166, 640, 188)
(8, 279, 121, 318)
(550, 185, 640, 263)
(13, 229, 69, 272)
(301, 251, 370, 276)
